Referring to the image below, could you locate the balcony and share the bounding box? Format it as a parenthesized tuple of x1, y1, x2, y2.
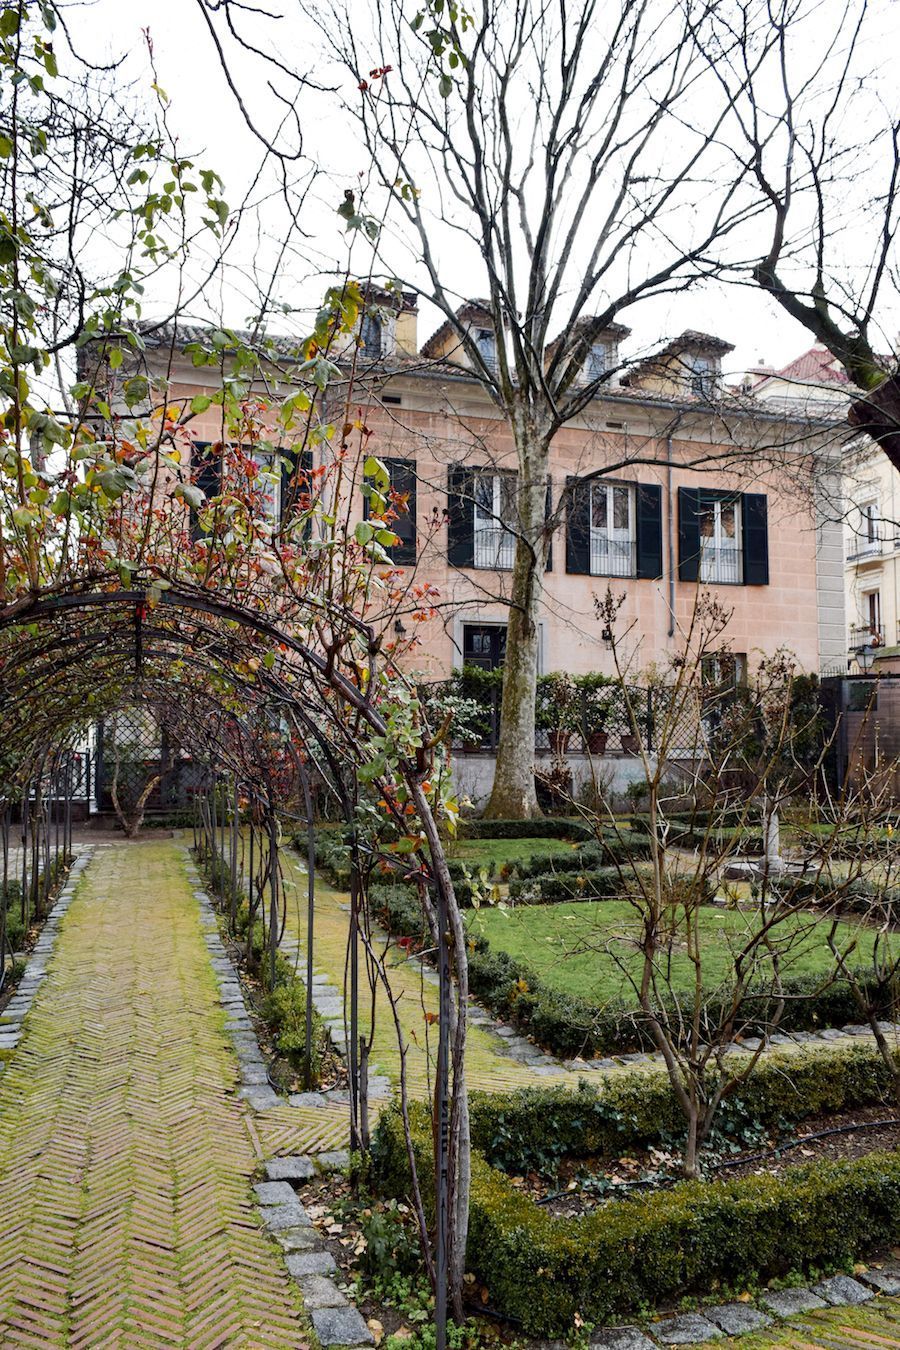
(848, 624, 884, 651)
(473, 523, 516, 570)
(846, 536, 884, 563)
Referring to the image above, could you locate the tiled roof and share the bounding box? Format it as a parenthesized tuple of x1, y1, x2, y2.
(763, 345, 851, 387)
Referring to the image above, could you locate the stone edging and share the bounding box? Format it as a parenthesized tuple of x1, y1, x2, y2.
(0, 849, 93, 1063)
(583, 1270, 900, 1348)
(255, 1159, 374, 1348)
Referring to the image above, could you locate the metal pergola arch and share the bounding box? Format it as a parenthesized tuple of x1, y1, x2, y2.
(0, 577, 464, 1343)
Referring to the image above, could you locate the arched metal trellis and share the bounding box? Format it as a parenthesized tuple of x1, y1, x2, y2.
(0, 579, 462, 1348)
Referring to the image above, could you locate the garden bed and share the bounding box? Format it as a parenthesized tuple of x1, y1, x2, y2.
(372, 1049, 900, 1336)
(466, 898, 878, 1004)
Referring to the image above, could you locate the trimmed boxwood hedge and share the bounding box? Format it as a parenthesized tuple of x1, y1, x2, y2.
(465, 1044, 899, 1174)
(458, 816, 595, 841)
(372, 1084, 900, 1335)
(508, 865, 636, 904)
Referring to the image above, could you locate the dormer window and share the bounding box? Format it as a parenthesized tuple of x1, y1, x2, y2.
(688, 353, 720, 399)
(474, 327, 498, 373)
(360, 312, 383, 359)
(585, 340, 616, 383)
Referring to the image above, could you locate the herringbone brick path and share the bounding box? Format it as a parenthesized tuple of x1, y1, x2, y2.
(0, 842, 312, 1348)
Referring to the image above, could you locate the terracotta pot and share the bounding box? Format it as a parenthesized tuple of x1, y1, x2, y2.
(586, 730, 609, 754)
(547, 730, 571, 755)
(620, 733, 640, 754)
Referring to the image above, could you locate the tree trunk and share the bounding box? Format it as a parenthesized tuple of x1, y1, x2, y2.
(484, 431, 550, 820)
(849, 374, 900, 474)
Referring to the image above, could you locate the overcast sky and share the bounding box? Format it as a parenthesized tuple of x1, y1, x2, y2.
(73, 0, 897, 383)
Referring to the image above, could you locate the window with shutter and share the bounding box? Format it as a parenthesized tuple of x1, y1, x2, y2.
(280, 449, 314, 533)
(679, 488, 768, 586)
(473, 471, 517, 569)
(190, 442, 221, 540)
(363, 457, 416, 565)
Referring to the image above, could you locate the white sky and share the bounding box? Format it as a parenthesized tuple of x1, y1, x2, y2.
(73, 0, 897, 383)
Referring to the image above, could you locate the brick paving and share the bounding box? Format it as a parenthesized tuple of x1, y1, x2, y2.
(0, 841, 313, 1348)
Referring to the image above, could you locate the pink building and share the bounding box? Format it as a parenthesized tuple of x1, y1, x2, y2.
(133, 304, 846, 692)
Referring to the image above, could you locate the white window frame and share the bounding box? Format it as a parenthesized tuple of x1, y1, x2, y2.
(474, 327, 498, 373)
(473, 471, 516, 570)
(589, 481, 635, 577)
(688, 352, 720, 399)
(862, 588, 882, 637)
(699, 496, 743, 584)
(584, 340, 616, 384)
(858, 498, 881, 556)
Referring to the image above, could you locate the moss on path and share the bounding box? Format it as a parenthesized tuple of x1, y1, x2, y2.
(0, 841, 312, 1348)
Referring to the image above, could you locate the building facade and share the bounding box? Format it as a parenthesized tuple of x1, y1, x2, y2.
(753, 344, 900, 673)
(130, 306, 848, 688)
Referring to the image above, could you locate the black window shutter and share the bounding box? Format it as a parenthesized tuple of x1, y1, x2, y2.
(280, 448, 313, 524)
(447, 465, 474, 568)
(742, 493, 769, 585)
(191, 442, 220, 538)
(635, 483, 663, 580)
(565, 475, 591, 574)
(678, 486, 701, 581)
(364, 458, 416, 565)
(545, 477, 553, 572)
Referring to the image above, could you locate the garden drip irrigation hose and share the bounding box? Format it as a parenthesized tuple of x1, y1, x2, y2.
(536, 1116, 900, 1203)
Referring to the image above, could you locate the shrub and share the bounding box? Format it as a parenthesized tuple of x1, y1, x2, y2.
(458, 817, 594, 841)
(263, 958, 328, 1079)
(465, 1044, 899, 1174)
(465, 931, 888, 1058)
(507, 865, 630, 904)
(372, 1097, 900, 1335)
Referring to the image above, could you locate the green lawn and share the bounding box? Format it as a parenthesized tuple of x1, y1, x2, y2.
(466, 900, 886, 1004)
(447, 836, 576, 875)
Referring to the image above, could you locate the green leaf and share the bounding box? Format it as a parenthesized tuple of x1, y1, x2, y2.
(174, 483, 204, 509)
(354, 520, 375, 546)
(190, 394, 212, 414)
(439, 73, 453, 98)
(0, 135, 12, 159)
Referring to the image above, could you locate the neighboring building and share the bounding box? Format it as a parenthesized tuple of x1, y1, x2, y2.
(123, 307, 848, 689)
(753, 344, 900, 674)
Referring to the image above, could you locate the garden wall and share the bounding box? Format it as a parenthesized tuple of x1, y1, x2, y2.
(452, 750, 668, 811)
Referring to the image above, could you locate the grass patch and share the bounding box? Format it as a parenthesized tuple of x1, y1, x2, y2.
(466, 900, 885, 1004)
(446, 836, 575, 873)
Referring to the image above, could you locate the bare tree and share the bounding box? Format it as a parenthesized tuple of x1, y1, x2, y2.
(196, 0, 811, 818)
(572, 590, 874, 1177)
(697, 0, 900, 461)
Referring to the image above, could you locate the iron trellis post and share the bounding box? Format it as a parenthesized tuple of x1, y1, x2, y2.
(267, 808, 278, 990)
(348, 849, 361, 1153)
(434, 875, 451, 1350)
(300, 762, 317, 1090)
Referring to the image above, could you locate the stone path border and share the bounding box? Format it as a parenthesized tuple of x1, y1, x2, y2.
(0, 848, 92, 1062)
(587, 1268, 900, 1348)
(184, 852, 374, 1346)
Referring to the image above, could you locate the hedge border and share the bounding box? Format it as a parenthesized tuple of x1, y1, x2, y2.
(372, 1064, 900, 1335)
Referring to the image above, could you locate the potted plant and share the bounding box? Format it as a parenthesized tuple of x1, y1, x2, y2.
(575, 673, 615, 754)
(537, 672, 578, 755)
